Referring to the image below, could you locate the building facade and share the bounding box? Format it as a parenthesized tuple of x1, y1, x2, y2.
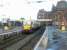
(37, 0, 67, 27)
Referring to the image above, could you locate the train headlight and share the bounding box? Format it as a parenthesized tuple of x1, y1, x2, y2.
(27, 21, 31, 25)
(4, 26, 9, 30)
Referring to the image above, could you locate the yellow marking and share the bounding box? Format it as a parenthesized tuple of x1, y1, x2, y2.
(61, 25, 65, 31)
(23, 25, 32, 30)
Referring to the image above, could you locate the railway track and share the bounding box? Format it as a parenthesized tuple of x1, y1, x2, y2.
(18, 26, 45, 50)
(0, 33, 28, 49)
(0, 26, 45, 50)
(0, 27, 26, 49)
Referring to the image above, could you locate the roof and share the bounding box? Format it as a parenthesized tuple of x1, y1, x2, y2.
(37, 19, 52, 21)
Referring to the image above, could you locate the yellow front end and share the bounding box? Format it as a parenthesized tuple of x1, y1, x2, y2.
(23, 24, 32, 31)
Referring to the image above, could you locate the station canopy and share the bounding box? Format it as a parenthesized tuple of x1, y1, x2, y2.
(37, 19, 52, 22)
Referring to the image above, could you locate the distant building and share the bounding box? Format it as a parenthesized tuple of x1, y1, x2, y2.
(51, 0, 67, 26)
(37, 0, 67, 26)
(37, 9, 49, 19)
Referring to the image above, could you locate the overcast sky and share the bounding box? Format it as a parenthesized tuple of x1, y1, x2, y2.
(0, 0, 65, 21)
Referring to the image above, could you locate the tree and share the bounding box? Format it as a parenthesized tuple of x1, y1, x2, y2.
(20, 18, 25, 21)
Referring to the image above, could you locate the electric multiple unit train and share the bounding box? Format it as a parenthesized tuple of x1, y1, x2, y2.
(22, 20, 42, 33)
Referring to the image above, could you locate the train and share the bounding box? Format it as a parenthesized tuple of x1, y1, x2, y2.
(22, 20, 43, 33)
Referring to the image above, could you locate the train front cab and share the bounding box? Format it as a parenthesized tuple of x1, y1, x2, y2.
(22, 24, 33, 33)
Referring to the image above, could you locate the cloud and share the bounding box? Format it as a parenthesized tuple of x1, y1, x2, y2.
(0, 0, 63, 20)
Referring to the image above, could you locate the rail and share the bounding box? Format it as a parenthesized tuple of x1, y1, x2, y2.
(0, 28, 22, 40)
(34, 27, 48, 50)
(3, 26, 44, 50)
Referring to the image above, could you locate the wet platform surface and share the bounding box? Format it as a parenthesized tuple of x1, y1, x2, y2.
(47, 26, 67, 50)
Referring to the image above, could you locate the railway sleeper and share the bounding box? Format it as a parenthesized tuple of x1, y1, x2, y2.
(0, 33, 22, 44)
(0, 35, 26, 48)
